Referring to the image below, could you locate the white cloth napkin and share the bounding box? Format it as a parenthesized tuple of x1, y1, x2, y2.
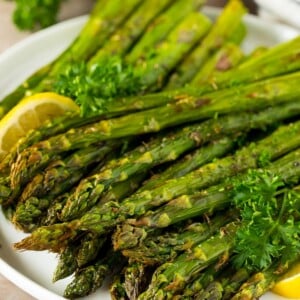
(255, 0, 300, 30)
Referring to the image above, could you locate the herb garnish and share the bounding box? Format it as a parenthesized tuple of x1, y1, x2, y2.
(232, 169, 300, 271)
(54, 56, 141, 117)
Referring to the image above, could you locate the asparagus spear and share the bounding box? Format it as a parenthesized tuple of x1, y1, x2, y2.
(138, 221, 238, 299)
(52, 242, 79, 282)
(126, 0, 206, 64)
(110, 273, 129, 300)
(123, 261, 153, 300)
(117, 211, 236, 260)
(191, 43, 244, 85)
(10, 71, 300, 190)
(165, 0, 247, 89)
(13, 145, 300, 253)
(140, 136, 237, 191)
(63, 248, 124, 299)
(231, 260, 294, 300)
(132, 11, 212, 92)
(88, 0, 175, 64)
(179, 263, 225, 298)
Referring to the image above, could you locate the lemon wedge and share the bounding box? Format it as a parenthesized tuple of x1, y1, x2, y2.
(272, 263, 300, 299)
(0, 92, 79, 158)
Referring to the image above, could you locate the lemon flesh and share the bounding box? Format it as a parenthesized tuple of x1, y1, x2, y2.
(272, 263, 300, 299)
(0, 92, 79, 158)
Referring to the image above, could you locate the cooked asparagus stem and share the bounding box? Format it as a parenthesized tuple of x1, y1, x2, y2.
(76, 233, 107, 268)
(123, 261, 153, 300)
(117, 211, 236, 260)
(88, 0, 175, 64)
(63, 249, 124, 299)
(231, 260, 294, 300)
(133, 11, 212, 92)
(138, 221, 238, 299)
(166, 0, 247, 88)
(10, 71, 300, 191)
(126, 0, 206, 64)
(191, 43, 244, 85)
(52, 243, 79, 282)
(140, 136, 237, 191)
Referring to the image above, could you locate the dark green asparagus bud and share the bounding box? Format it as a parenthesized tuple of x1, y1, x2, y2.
(138, 222, 238, 299)
(52, 243, 79, 282)
(63, 249, 124, 299)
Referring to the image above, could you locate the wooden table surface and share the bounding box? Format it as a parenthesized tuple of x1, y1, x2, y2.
(0, 1, 257, 299)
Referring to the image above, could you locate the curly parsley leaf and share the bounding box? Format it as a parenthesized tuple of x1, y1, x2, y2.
(13, 0, 63, 31)
(54, 56, 142, 117)
(232, 169, 300, 271)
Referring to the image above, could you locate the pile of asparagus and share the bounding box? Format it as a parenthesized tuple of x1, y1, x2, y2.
(1, 0, 300, 298)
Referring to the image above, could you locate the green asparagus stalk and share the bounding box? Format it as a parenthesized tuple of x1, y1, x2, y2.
(110, 275, 129, 300)
(88, 0, 175, 64)
(220, 268, 251, 300)
(52, 243, 79, 282)
(13, 146, 300, 253)
(126, 0, 206, 64)
(194, 281, 223, 300)
(132, 11, 212, 92)
(138, 221, 238, 299)
(123, 261, 153, 300)
(10, 71, 300, 191)
(19, 142, 117, 202)
(76, 233, 107, 268)
(117, 211, 236, 260)
(0, 112, 102, 175)
(40, 191, 70, 226)
(99, 173, 148, 204)
(191, 43, 244, 85)
(140, 136, 237, 191)
(166, 0, 247, 89)
(53, 233, 107, 282)
(180, 263, 224, 298)
(63, 249, 124, 299)
(231, 260, 295, 300)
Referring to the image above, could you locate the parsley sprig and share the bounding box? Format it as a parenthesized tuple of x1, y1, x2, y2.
(54, 56, 141, 117)
(232, 169, 300, 271)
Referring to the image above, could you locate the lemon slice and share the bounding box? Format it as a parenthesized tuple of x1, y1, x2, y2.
(0, 92, 79, 158)
(272, 263, 300, 299)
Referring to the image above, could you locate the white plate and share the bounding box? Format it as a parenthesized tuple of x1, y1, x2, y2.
(0, 7, 299, 300)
